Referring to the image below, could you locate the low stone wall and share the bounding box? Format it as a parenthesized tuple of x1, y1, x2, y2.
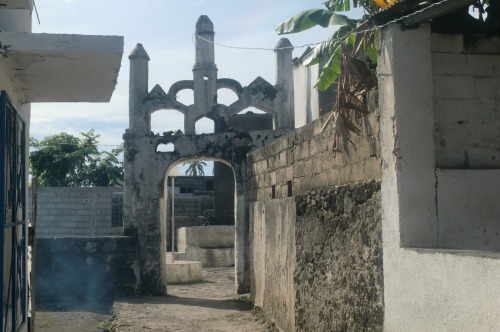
(177, 226, 234, 251)
(176, 226, 235, 267)
(35, 236, 139, 308)
(294, 182, 383, 331)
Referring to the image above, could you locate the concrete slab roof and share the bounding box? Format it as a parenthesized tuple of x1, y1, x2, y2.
(0, 32, 124, 103)
(0, 0, 32, 9)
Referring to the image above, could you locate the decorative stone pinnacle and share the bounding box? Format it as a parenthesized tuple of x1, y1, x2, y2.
(275, 38, 293, 52)
(196, 15, 214, 35)
(129, 43, 150, 60)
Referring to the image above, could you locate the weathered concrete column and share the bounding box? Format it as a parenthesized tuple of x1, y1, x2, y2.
(378, 23, 437, 330)
(378, 23, 437, 249)
(191, 15, 218, 134)
(275, 38, 294, 129)
(129, 43, 150, 135)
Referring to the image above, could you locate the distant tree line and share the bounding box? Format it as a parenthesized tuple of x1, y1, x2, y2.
(30, 129, 123, 187)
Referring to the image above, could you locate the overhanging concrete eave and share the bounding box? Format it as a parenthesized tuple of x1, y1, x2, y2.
(0, 31, 124, 103)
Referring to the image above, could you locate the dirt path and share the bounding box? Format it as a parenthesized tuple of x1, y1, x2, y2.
(112, 267, 272, 332)
(35, 267, 272, 332)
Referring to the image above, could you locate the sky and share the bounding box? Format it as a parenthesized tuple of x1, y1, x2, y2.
(30, 0, 363, 173)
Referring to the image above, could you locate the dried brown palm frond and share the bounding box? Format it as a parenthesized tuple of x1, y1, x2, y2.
(321, 25, 377, 153)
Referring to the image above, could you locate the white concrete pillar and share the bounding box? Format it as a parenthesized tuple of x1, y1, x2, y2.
(378, 23, 438, 248)
(275, 38, 294, 129)
(128, 43, 150, 134)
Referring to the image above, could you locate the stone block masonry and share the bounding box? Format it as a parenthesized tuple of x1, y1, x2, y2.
(247, 91, 379, 203)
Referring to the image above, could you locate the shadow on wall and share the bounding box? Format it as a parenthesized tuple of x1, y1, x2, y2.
(35, 237, 139, 311)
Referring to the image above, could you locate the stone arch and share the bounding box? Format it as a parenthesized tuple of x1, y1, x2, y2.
(160, 155, 248, 293)
(123, 132, 252, 295)
(125, 15, 293, 296)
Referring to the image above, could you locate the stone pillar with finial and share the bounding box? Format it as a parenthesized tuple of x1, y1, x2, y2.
(128, 43, 150, 135)
(275, 38, 295, 129)
(189, 15, 218, 134)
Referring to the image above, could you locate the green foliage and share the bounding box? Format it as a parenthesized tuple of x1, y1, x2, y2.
(183, 160, 207, 176)
(275, 9, 356, 35)
(30, 130, 123, 187)
(97, 321, 116, 332)
(275, 0, 378, 92)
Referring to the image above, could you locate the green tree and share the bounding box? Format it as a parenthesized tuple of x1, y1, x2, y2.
(30, 130, 123, 187)
(183, 160, 207, 176)
(275, 0, 380, 92)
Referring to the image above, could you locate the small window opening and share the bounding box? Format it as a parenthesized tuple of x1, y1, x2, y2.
(157, 143, 174, 152)
(272, 185, 276, 199)
(287, 181, 293, 197)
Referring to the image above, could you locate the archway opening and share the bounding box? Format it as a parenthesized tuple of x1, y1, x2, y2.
(217, 88, 238, 106)
(151, 109, 184, 135)
(195, 117, 214, 134)
(156, 142, 175, 153)
(162, 157, 239, 291)
(175, 89, 194, 106)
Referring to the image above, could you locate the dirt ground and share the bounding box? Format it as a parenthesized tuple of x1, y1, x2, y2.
(35, 267, 274, 332)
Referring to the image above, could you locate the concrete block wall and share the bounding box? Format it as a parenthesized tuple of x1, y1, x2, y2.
(430, 33, 500, 251)
(166, 195, 214, 250)
(169, 195, 213, 224)
(432, 33, 500, 169)
(379, 24, 500, 331)
(35, 187, 123, 237)
(247, 92, 380, 203)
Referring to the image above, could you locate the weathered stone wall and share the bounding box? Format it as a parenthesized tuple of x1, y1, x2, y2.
(228, 112, 273, 132)
(295, 183, 383, 331)
(248, 94, 381, 331)
(35, 187, 123, 237)
(35, 236, 139, 308)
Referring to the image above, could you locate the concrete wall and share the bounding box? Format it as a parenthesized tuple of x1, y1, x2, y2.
(35, 187, 123, 237)
(433, 34, 500, 169)
(35, 236, 139, 308)
(379, 23, 500, 331)
(250, 198, 296, 332)
(177, 225, 234, 251)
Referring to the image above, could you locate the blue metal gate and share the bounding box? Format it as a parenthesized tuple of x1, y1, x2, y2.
(0, 91, 27, 332)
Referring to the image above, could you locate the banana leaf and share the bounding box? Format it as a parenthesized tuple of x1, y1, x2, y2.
(275, 9, 357, 35)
